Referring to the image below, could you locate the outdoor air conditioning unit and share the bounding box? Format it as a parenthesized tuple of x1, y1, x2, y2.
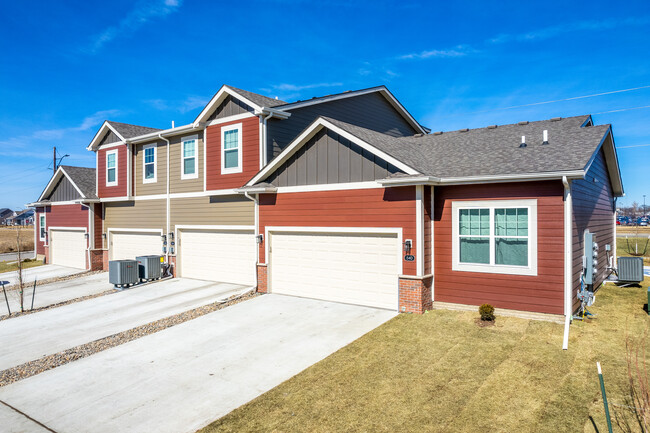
(136, 255, 163, 281)
(109, 259, 139, 288)
(617, 257, 644, 283)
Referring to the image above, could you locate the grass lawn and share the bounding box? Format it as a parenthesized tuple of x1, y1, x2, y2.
(617, 226, 650, 235)
(202, 279, 650, 433)
(617, 236, 650, 265)
(0, 260, 43, 274)
(0, 226, 34, 254)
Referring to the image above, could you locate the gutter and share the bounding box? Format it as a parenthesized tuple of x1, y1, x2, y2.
(378, 170, 586, 187)
(235, 186, 278, 194)
(562, 176, 573, 350)
(159, 133, 171, 263)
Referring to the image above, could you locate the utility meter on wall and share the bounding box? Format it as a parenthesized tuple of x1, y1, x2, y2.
(583, 231, 598, 286)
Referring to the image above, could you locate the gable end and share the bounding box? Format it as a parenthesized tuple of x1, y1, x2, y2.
(99, 129, 122, 146)
(208, 95, 254, 121)
(46, 175, 82, 202)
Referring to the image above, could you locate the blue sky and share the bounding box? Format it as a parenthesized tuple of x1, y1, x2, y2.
(1, 0, 649, 210)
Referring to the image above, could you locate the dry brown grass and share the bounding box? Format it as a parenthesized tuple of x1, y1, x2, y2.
(200, 278, 650, 433)
(0, 226, 34, 254)
(618, 226, 650, 235)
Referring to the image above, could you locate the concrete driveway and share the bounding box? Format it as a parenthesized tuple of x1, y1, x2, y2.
(0, 294, 396, 433)
(1, 272, 113, 316)
(0, 264, 85, 288)
(0, 278, 249, 371)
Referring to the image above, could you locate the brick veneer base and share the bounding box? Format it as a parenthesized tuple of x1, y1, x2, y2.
(399, 275, 433, 314)
(168, 256, 177, 277)
(43, 246, 49, 265)
(257, 264, 268, 293)
(89, 249, 107, 271)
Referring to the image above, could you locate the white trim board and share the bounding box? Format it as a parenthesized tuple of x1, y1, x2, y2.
(221, 123, 244, 175)
(105, 149, 118, 187)
(142, 143, 158, 184)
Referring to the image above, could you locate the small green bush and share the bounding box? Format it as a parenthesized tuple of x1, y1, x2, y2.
(479, 304, 495, 321)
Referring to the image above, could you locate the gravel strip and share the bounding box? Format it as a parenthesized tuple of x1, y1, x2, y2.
(0, 290, 260, 387)
(0, 288, 119, 321)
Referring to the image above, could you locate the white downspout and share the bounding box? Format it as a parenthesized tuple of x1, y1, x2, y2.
(243, 191, 259, 263)
(159, 133, 171, 263)
(262, 112, 274, 167)
(562, 176, 572, 350)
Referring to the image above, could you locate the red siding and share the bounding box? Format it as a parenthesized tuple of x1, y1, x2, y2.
(44, 204, 90, 230)
(97, 145, 128, 198)
(205, 116, 260, 190)
(434, 181, 565, 315)
(258, 187, 419, 275)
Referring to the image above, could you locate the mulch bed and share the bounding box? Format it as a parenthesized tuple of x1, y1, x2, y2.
(0, 290, 259, 387)
(474, 318, 496, 327)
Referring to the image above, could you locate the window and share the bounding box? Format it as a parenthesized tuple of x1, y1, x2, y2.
(39, 214, 46, 241)
(106, 149, 118, 186)
(452, 200, 537, 276)
(181, 135, 198, 179)
(143, 144, 157, 183)
(221, 123, 243, 174)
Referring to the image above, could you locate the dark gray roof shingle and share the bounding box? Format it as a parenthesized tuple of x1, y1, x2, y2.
(322, 115, 610, 179)
(107, 121, 162, 139)
(225, 85, 286, 108)
(60, 165, 97, 199)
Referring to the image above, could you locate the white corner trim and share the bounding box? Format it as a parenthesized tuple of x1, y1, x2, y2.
(221, 123, 244, 175)
(416, 185, 424, 276)
(451, 199, 538, 276)
(180, 135, 199, 180)
(105, 149, 118, 187)
(39, 213, 46, 241)
(203, 126, 207, 192)
(142, 143, 158, 184)
(430, 187, 435, 301)
(562, 177, 573, 318)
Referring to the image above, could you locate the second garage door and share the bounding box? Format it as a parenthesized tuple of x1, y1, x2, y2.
(269, 231, 400, 310)
(110, 231, 162, 260)
(178, 228, 256, 285)
(50, 229, 87, 269)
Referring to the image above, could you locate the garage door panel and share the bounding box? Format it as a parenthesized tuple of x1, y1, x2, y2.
(179, 229, 256, 285)
(50, 229, 86, 269)
(270, 232, 399, 310)
(110, 232, 162, 261)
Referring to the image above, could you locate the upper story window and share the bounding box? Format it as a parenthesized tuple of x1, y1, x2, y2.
(143, 144, 157, 183)
(39, 214, 46, 241)
(221, 123, 243, 174)
(181, 135, 198, 179)
(451, 199, 538, 276)
(106, 149, 118, 186)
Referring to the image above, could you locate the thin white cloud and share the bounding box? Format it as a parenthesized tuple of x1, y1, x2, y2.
(86, 0, 183, 53)
(267, 82, 343, 92)
(179, 96, 210, 114)
(398, 45, 476, 60)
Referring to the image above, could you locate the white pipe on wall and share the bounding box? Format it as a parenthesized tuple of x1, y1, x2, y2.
(562, 176, 573, 350)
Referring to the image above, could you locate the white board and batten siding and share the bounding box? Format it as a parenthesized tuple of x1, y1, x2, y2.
(49, 228, 87, 269)
(177, 226, 256, 285)
(267, 229, 401, 310)
(109, 230, 163, 261)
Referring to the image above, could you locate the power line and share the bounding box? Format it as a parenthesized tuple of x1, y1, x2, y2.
(593, 105, 650, 115)
(617, 143, 650, 149)
(471, 84, 650, 113)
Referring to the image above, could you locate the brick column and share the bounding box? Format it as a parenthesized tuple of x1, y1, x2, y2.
(168, 256, 177, 277)
(257, 264, 268, 293)
(44, 245, 49, 265)
(399, 275, 433, 314)
(89, 249, 107, 271)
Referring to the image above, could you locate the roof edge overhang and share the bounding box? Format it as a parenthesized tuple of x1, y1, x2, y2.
(582, 126, 624, 197)
(245, 117, 420, 187)
(193, 85, 291, 126)
(378, 170, 587, 187)
(235, 186, 278, 194)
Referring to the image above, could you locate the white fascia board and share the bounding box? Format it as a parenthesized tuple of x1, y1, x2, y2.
(36, 167, 65, 202)
(254, 107, 291, 120)
(235, 187, 278, 194)
(378, 176, 439, 186)
(584, 127, 624, 196)
(194, 86, 265, 126)
(128, 124, 197, 145)
(437, 170, 586, 185)
(246, 118, 419, 186)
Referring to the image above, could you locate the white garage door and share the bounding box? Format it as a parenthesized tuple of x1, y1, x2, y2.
(178, 229, 256, 285)
(110, 231, 162, 260)
(50, 229, 87, 269)
(269, 231, 400, 310)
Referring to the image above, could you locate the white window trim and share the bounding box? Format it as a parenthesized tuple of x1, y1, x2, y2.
(181, 135, 199, 180)
(451, 199, 538, 276)
(39, 213, 46, 242)
(221, 123, 243, 175)
(106, 149, 118, 187)
(142, 143, 157, 184)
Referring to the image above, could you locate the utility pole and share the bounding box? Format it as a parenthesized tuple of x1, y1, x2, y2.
(53, 146, 56, 176)
(644, 195, 646, 217)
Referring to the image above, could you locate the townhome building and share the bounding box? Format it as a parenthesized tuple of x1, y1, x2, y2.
(29, 84, 623, 322)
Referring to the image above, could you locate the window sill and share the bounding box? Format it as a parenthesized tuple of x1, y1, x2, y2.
(452, 262, 538, 276)
(143, 178, 157, 184)
(180, 173, 199, 180)
(221, 167, 243, 175)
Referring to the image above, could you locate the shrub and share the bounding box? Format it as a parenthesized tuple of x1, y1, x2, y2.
(479, 304, 495, 321)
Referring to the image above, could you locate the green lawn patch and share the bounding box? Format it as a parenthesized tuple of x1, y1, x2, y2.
(201, 279, 650, 433)
(617, 236, 650, 265)
(0, 260, 43, 274)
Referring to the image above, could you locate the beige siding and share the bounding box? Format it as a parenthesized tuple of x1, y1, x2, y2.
(134, 140, 167, 196)
(170, 195, 254, 229)
(103, 200, 166, 248)
(170, 131, 204, 194)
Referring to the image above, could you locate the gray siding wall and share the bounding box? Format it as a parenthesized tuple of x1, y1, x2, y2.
(47, 176, 82, 202)
(266, 128, 402, 186)
(208, 95, 254, 121)
(267, 92, 418, 161)
(99, 130, 122, 146)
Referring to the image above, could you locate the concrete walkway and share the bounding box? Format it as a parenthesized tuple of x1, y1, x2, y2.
(0, 264, 84, 288)
(0, 278, 249, 371)
(1, 272, 113, 316)
(0, 295, 396, 433)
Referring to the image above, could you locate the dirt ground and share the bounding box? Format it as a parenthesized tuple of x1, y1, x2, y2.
(0, 226, 34, 254)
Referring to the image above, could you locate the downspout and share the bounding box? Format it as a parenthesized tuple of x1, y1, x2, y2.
(562, 176, 572, 350)
(262, 112, 274, 167)
(82, 203, 92, 271)
(242, 191, 259, 263)
(159, 133, 171, 264)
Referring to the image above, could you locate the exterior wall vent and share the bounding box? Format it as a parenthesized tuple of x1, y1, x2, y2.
(487, 125, 497, 129)
(518, 121, 529, 125)
(459, 128, 469, 132)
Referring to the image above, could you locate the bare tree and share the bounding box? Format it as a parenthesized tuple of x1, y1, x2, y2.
(15, 227, 25, 312)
